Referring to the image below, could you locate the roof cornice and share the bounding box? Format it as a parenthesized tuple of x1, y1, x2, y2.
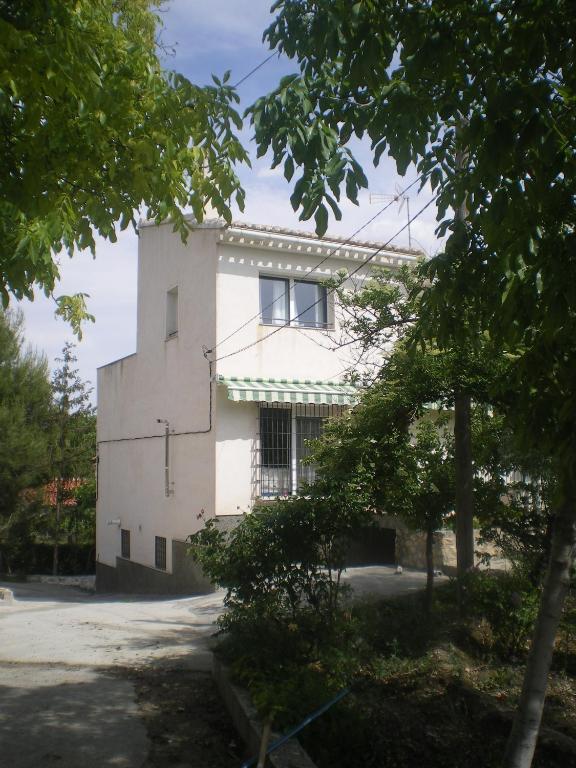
(221, 222, 421, 267)
(139, 215, 422, 265)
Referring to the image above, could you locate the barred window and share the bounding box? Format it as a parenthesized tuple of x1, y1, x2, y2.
(259, 405, 328, 497)
(296, 416, 323, 489)
(260, 407, 291, 496)
(155, 536, 167, 570)
(121, 529, 130, 559)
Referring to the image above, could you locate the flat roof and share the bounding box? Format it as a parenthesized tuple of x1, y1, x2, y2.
(138, 216, 423, 259)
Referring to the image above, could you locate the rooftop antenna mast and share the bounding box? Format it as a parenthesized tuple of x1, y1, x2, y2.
(369, 185, 412, 248)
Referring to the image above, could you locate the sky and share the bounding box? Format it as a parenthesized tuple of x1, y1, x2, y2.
(18, 0, 441, 399)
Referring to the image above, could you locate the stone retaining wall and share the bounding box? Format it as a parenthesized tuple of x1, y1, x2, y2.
(391, 518, 506, 573)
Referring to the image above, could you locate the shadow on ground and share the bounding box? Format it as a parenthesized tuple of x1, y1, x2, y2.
(0, 665, 148, 768)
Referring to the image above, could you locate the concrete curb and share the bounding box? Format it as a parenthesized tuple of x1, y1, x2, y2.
(27, 575, 96, 591)
(0, 587, 14, 604)
(212, 656, 317, 768)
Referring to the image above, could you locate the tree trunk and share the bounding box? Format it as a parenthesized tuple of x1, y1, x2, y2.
(425, 523, 435, 614)
(504, 470, 576, 768)
(454, 391, 475, 582)
(52, 496, 61, 576)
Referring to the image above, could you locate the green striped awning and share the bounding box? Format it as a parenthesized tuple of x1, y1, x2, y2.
(217, 376, 358, 405)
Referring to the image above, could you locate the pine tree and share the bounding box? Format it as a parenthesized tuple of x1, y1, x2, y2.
(49, 343, 95, 575)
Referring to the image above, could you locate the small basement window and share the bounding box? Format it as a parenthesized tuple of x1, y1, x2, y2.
(155, 536, 167, 570)
(121, 529, 130, 559)
(166, 287, 178, 338)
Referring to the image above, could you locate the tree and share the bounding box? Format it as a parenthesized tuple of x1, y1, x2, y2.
(404, 419, 455, 613)
(0, 0, 248, 331)
(0, 309, 52, 571)
(48, 343, 95, 575)
(332, 263, 503, 589)
(250, 4, 575, 764)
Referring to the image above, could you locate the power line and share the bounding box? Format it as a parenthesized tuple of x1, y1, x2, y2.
(211, 196, 435, 363)
(208, 174, 425, 355)
(233, 51, 278, 88)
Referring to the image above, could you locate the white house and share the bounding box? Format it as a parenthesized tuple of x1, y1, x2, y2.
(95, 218, 420, 593)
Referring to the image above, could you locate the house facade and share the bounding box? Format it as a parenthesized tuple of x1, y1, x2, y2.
(95, 218, 419, 593)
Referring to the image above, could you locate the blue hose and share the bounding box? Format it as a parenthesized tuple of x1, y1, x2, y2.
(240, 686, 350, 768)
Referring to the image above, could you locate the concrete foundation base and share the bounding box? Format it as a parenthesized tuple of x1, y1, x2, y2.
(96, 539, 214, 595)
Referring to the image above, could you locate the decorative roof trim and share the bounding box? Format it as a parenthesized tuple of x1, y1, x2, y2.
(221, 222, 420, 266)
(139, 216, 422, 265)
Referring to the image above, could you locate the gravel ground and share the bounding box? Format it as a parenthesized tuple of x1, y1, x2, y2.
(0, 566, 438, 767)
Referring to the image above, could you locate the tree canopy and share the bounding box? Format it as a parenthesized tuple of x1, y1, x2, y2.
(0, 0, 248, 327)
(251, 4, 576, 765)
(0, 309, 52, 520)
(249, 0, 575, 452)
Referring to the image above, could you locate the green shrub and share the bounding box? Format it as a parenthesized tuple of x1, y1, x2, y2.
(188, 484, 372, 720)
(461, 571, 540, 657)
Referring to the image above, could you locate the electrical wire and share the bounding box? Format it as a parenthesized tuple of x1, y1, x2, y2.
(208, 174, 425, 355)
(96, 360, 213, 445)
(211, 196, 435, 364)
(233, 51, 278, 88)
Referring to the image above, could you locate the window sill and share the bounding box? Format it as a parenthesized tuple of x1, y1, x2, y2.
(165, 332, 178, 341)
(259, 322, 334, 332)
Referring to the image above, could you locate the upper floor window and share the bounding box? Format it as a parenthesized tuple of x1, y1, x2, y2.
(166, 286, 178, 338)
(259, 276, 328, 329)
(260, 276, 289, 325)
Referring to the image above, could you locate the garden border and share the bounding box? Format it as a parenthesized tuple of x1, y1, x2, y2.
(212, 655, 317, 768)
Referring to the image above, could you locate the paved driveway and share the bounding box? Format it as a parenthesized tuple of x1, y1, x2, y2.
(0, 566, 439, 767)
(0, 583, 225, 768)
(0, 581, 224, 669)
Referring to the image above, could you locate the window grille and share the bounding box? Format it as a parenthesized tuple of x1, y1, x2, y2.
(121, 529, 130, 559)
(260, 406, 292, 496)
(296, 416, 323, 489)
(155, 536, 167, 570)
(258, 404, 339, 497)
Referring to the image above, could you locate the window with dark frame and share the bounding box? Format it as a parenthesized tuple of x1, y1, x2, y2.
(260, 276, 289, 325)
(293, 280, 328, 328)
(259, 276, 328, 329)
(155, 536, 167, 570)
(121, 528, 130, 559)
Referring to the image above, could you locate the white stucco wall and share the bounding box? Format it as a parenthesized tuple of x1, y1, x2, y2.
(214, 390, 258, 516)
(97, 219, 419, 573)
(212, 230, 416, 516)
(215, 240, 362, 380)
(96, 224, 220, 571)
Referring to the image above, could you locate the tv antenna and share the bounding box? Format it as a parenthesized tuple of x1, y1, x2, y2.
(369, 184, 412, 248)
